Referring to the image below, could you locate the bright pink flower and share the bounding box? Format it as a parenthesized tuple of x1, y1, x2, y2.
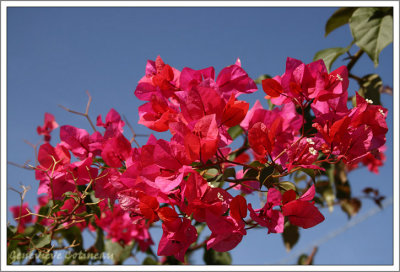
(285, 137, 324, 171)
(101, 132, 132, 168)
(158, 217, 197, 262)
(96, 108, 125, 139)
(134, 56, 180, 100)
(179, 66, 215, 91)
(65, 154, 98, 185)
(10, 203, 32, 232)
(37, 113, 59, 142)
(57, 198, 87, 230)
(216, 58, 257, 100)
(184, 114, 219, 163)
(206, 211, 246, 252)
(175, 83, 224, 125)
(349, 93, 388, 150)
(60, 125, 90, 159)
(96, 203, 154, 250)
(265, 58, 349, 106)
(248, 188, 284, 234)
(221, 94, 249, 127)
(281, 185, 325, 229)
(138, 94, 178, 132)
(183, 172, 232, 222)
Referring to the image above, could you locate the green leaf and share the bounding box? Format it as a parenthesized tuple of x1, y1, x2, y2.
(105, 240, 135, 264)
(349, 7, 393, 66)
(340, 198, 362, 219)
(228, 125, 243, 140)
(358, 74, 383, 105)
(222, 167, 236, 180)
(243, 168, 259, 180)
(254, 74, 272, 84)
(297, 253, 310, 265)
(325, 7, 358, 36)
(299, 168, 316, 183)
(277, 181, 296, 192)
(32, 233, 51, 249)
(60, 226, 83, 251)
(95, 228, 105, 253)
(259, 165, 275, 188)
(7, 225, 17, 238)
(313, 45, 352, 72)
(203, 248, 232, 265)
(142, 256, 160, 265)
(282, 223, 299, 252)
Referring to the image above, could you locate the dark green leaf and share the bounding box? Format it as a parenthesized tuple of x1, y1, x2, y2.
(297, 253, 310, 265)
(32, 233, 51, 249)
(143, 256, 160, 265)
(325, 7, 358, 36)
(282, 223, 299, 252)
(313, 45, 352, 72)
(7, 225, 17, 238)
(358, 74, 383, 105)
(228, 125, 243, 140)
(254, 74, 272, 84)
(258, 165, 275, 189)
(243, 168, 259, 180)
(349, 7, 393, 66)
(222, 167, 236, 180)
(203, 248, 232, 265)
(60, 226, 83, 251)
(95, 228, 105, 253)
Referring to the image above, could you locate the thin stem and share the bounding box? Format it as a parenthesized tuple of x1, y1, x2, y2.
(123, 115, 141, 148)
(59, 91, 97, 132)
(347, 49, 364, 73)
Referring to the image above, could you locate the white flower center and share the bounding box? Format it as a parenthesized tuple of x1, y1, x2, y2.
(309, 147, 317, 156)
(306, 138, 315, 145)
(366, 99, 373, 104)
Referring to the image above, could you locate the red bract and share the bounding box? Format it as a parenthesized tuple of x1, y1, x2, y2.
(158, 218, 197, 262)
(281, 185, 325, 229)
(96, 203, 153, 250)
(216, 58, 258, 100)
(230, 195, 247, 222)
(10, 203, 33, 232)
(206, 211, 246, 252)
(135, 56, 180, 100)
(138, 95, 178, 132)
(248, 188, 284, 234)
(184, 114, 219, 163)
(267, 57, 349, 106)
(96, 108, 125, 139)
(248, 122, 273, 157)
(60, 125, 90, 159)
(221, 94, 249, 127)
(101, 132, 132, 168)
(37, 113, 59, 142)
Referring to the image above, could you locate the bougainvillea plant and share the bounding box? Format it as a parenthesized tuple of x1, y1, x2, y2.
(7, 7, 392, 265)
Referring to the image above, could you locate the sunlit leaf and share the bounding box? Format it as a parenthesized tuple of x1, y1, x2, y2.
(325, 7, 358, 36)
(349, 7, 393, 66)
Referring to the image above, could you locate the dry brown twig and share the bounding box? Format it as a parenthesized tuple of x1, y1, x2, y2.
(59, 90, 97, 132)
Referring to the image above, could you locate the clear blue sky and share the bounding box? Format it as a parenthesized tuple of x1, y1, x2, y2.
(6, 7, 394, 265)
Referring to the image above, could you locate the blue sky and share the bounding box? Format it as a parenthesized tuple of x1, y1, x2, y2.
(6, 7, 394, 265)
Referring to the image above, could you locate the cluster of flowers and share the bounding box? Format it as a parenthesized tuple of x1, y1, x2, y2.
(11, 56, 388, 262)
